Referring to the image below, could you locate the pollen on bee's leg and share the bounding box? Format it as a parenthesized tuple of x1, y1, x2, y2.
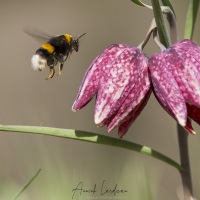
(46, 68, 55, 80)
(57, 63, 64, 77)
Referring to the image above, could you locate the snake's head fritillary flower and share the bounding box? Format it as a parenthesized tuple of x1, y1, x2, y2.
(72, 44, 151, 137)
(148, 39, 200, 134)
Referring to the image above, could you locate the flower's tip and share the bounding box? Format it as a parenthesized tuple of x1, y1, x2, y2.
(96, 124, 101, 128)
(95, 119, 104, 128)
(94, 116, 104, 126)
(192, 130, 196, 135)
(106, 126, 113, 133)
(118, 130, 126, 138)
(184, 119, 196, 135)
(72, 101, 83, 112)
(71, 105, 78, 112)
(106, 127, 124, 138)
(185, 127, 196, 135)
(178, 118, 187, 127)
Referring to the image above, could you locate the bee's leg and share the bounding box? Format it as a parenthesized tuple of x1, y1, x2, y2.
(63, 52, 70, 61)
(57, 63, 64, 77)
(46, 67, 55, 80)
(67, 52, 72, 60)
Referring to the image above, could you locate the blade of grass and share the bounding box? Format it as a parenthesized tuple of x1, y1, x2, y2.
(184, 0, 200, 39)
(0, 125, 182, 171)
(130, 0, 151, 8)
(10, 169, 41, 200)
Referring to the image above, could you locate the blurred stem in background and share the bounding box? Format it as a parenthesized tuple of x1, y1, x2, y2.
(11, 169, 41, 200)
(184, 0, 200, 39)
(177, 125, 193, 199)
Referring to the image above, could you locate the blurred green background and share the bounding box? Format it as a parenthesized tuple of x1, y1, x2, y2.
(0, 0, 199, 199)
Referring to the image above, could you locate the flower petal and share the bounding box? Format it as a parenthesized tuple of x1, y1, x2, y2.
(165, 40, 200, 107)
(184, 118, 196, 135)
(187, 103, 200, 125)
(149, 52, 187, 126)
(72, 44, 125, 111)
(117, 89, 152, 138)
(106, 55, 150, 132)
(94, 47, 148, 125)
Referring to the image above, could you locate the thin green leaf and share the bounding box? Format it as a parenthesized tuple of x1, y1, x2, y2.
(11, 169, 41, 200)
(151, 0, 171, 47)
(0, 125, 183, 171)
(184, 0, 200, 39)
(130, 0, 152, 9)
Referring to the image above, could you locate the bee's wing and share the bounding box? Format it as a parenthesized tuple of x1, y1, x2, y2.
(23, 27, 54, 43)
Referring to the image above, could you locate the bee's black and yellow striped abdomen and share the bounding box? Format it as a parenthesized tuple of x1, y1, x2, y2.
(38, 34, 73, 55)
(41, 43, 55, 54)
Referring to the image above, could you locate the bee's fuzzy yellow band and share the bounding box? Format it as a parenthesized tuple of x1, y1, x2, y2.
(41, 43, 55, 54)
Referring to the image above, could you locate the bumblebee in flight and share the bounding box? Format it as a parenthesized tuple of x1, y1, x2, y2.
(26, 29, 86, 79)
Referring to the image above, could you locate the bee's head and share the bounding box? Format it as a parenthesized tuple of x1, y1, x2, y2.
(72, 40, 79, 52)
(72, 33, 86, 52)
(31, 54, 47, 71)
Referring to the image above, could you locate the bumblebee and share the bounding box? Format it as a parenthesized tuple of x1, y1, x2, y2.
(26, 29, 86, 79)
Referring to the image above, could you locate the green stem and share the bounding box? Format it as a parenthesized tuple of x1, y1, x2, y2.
(162, 7, 178, 43)
(151, 0, 171, 47)
(161, 0, 176, 15)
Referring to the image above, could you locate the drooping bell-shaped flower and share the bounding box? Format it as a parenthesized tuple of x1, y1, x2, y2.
(148, 39, 200, 134)
(72, 44, 151, 137)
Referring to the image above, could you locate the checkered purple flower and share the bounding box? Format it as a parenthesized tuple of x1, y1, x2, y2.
(72, 44, 151, 137)
(72, 39, 200, 137)
(148, 39, 200, 134)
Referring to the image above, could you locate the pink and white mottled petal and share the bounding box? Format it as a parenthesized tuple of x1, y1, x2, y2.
(149, 53, 187, 126)
(166, 43, 200, 106)
(72, 55, 101, 111)
(174, 41, 200, 66)
(94, 47, 141, 125)
(117, 89, 152, 138)
(72, 44, 126, 111)
(173, 39, 200, 54)
(164, 49, 200, 107)
(187, 103, 200, 125)
(106, 55, 150, 132)
(170, 40, 200, 72)
(117, 105, 140, 138)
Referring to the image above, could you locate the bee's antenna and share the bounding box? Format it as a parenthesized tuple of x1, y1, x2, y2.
(77, 33, 86, 40)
